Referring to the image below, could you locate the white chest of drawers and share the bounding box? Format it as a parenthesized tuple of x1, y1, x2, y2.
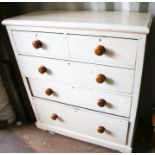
(2, 11, 152, 152)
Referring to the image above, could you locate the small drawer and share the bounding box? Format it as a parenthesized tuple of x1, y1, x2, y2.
(28, 78, 131, 117)
(12, 30, 68, 58)
(33, 98, 129, 145)
(18, 56, 134, 94)
(68, 34, 138, 68)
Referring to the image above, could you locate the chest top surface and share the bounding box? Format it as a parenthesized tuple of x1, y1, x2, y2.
(2, 11, 152, 34)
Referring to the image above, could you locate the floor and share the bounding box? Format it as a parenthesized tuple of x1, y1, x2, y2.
(0, 123, 118, 153)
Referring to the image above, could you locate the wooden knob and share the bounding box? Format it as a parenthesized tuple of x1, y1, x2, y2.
(95, 45, 106, 56)
(45, 88, 54, 96)
(96, 74, 106, 83)
(97, 99, 106, 107)
(51, 113, 58, 120)
(32, 40, 42, 49)
(97, 126, 105, 133)
(38, 66, 47, 74)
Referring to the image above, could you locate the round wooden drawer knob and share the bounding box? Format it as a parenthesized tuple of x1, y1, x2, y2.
(45, 88, 54, 96)
(97, 99, 106, 107)
(97, 126, 105, 133)
(32, 40, 42, 49)
(38, 66, 47, 74)
(95, 45, 106, 56)
(96, 74, 106, 83)
(51, 113, 58, 120)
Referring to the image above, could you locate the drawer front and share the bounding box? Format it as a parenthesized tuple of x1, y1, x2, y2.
(28, 78, 131, 117)
(68, 35, 138, 68)
(19, 56, 134, 93)
(33, 98, 129, 145)
(12, 30, 68, 58)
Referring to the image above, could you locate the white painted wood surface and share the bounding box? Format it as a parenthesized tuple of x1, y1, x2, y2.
(68, 34, 138, 68)
(12, 29, 138, 68)
(33, 97, 129, 145)
(2, 11, 152, 33)
(2, 11, 152, 152)
(12, 30, 68, 59)
(18, 55, 135, 94)
(28, 78, 132, 117)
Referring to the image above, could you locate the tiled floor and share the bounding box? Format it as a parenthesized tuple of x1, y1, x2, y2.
(0, 123, 118, 153)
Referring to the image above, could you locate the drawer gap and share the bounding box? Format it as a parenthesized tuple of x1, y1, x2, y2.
(18, 54, 136, 71)
(12, 29, 64, 35)
(67, 33, 138, 40)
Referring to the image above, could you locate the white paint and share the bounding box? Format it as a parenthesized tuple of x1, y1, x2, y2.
(33, 98, 129, 145)
(127, 35, 147, 146)
(12, 29, 138, 68)
(28, 78, 132, 117)
(68, 34, 138, 68)
(17, 55, 135, 94)
(36, 121, 132, 153)
(12, 30, 68, 59)
(2, 11, 151, 34)
(2, 11, 152, 152)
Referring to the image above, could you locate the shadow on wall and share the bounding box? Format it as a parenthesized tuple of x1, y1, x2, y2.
(0, 3, 35, 122)
(138, 17, 155, 121)
(133, 17, 155, 153)
(14, 2, 115, 13)
(13, 2, 155, 15)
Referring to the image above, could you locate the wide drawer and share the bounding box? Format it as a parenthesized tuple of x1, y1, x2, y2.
(33, 98, 129, 145)
(68, 34, 138, 68)
(28, 78, 131, 117)
(18, 56, 134, 94)
(12, 30, 68, 58)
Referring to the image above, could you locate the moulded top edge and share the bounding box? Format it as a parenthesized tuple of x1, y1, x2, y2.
(2, 11, 152, 34)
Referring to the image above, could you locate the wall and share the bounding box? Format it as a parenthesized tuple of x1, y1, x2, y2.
(0, 75, 15, 124)
(16, 2, 155, 15)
